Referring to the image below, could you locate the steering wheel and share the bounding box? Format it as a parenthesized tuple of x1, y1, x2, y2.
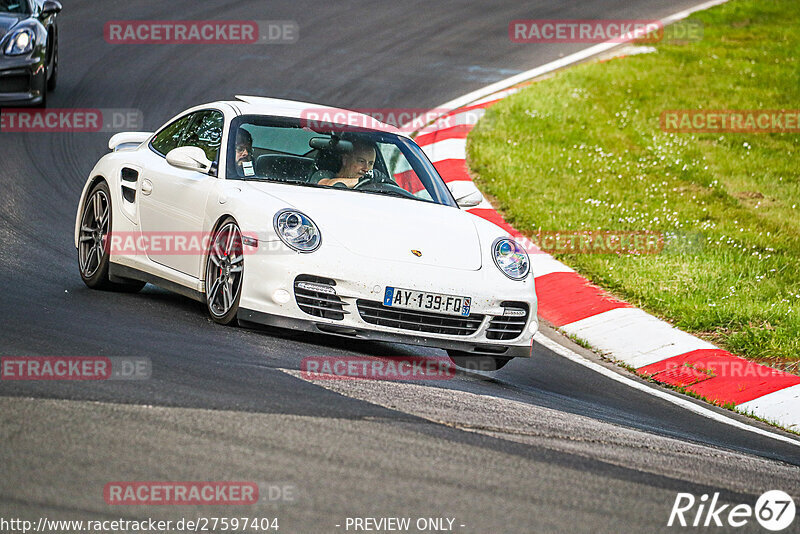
(353, 174, 418, 199)
(353, 169, 393, 189)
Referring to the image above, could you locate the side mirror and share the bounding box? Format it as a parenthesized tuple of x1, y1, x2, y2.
(166, 146, 212, 173)
(41, 0, 62, 16)
(447, 181, 483, 208)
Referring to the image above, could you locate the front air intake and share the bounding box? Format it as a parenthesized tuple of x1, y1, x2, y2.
(486, 302, 529, 340)
(356, 300, 484, 336)
(294, 275, 348, 321)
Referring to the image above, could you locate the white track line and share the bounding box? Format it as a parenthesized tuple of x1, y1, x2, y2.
(406, 0, 731, 133)
(433, 0, 731, 114)
(409, 0, 800, 442)
(738, 386, 800, 432)
(420, 138, 467, 162)
(560, 308, 718, 369)
(534, 333, 800, 447)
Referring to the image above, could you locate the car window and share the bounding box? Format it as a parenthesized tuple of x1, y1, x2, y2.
(180, 110, 224, 162)
(150, 114, 194, 156)
(379, 143, 427, 197)
(242, 124, 318, 156)
(225, 115, 457, 207)
(0, 0, 31, 14)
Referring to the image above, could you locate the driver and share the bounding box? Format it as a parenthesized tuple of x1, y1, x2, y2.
(318, 140, 377, 188)
(235, 128, 254, 176)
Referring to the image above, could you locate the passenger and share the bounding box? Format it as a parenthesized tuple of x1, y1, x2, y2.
(235, 128, 254, 176)
(318, 140, 377, 188)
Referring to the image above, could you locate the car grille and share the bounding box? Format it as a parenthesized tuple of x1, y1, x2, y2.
(0, 73, 30, 93)
(356, 299, 484, 336)
(486, 302, 529, 340)
(294, 275, 348, 321)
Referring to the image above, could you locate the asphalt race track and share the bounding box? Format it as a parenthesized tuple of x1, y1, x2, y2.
(1, 1, 798, 533)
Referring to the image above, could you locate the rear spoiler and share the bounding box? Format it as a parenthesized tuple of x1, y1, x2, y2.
(108, 131, 153, 152)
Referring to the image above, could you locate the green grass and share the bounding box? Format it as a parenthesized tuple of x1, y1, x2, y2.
(565, 332, 592, 350)
(467, 0, 800, 367)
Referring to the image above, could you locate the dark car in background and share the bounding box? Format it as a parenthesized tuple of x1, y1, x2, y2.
(0, 0, 61, 107)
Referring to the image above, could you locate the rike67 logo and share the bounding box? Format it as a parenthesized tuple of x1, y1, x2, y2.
(668, 490, 795, 531)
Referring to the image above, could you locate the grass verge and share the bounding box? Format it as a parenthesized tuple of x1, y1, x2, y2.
(467, 0, 800, 368)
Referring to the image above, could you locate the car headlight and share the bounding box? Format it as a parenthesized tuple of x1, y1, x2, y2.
(4, 29, 35, 56)
(492, 238, 530, 280)
(273, 209, 321, 252)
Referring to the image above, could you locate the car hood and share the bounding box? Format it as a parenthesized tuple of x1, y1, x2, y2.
(244, 183, 483, 270)
(0, 13, 22, 42)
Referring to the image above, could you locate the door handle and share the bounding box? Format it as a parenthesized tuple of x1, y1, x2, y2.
(141, 179, 153, 195)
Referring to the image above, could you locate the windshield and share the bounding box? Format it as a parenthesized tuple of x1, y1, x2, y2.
(226, 115, 457, 207)
(0, 0, 30, 14)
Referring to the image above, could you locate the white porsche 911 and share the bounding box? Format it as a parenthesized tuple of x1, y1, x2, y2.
(74, 96, 538, 370)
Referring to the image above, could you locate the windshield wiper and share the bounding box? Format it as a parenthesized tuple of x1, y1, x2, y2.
(245, 177, 326, 189)
(357, 189, 425, 202)
(242, 177, 429, 202)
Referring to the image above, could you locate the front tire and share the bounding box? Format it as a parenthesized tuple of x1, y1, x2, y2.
(47, 32, 58, 92)
(205, 218, 244, 325)
(447, 350, 512, 372)
(78, 181, 144, 292)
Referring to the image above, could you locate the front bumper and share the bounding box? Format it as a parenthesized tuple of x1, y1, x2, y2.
(0, 56, 45, 106)
(238, 308, 534, 358)
(237, 242, 538, 358)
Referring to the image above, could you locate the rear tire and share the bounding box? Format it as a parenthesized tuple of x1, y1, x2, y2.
(447, 350, 512, 371)
(77, 181, 144, 292)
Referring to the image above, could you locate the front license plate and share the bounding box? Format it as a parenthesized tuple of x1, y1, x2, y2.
(383, 287, 471, 317)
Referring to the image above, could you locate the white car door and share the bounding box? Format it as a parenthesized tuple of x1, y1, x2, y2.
(138, 110, 224, 278)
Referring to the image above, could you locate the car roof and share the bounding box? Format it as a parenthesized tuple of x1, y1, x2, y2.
(219, 95, 410, 138)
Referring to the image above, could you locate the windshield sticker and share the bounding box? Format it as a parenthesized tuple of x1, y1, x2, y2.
(242, 161, 255, 176)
